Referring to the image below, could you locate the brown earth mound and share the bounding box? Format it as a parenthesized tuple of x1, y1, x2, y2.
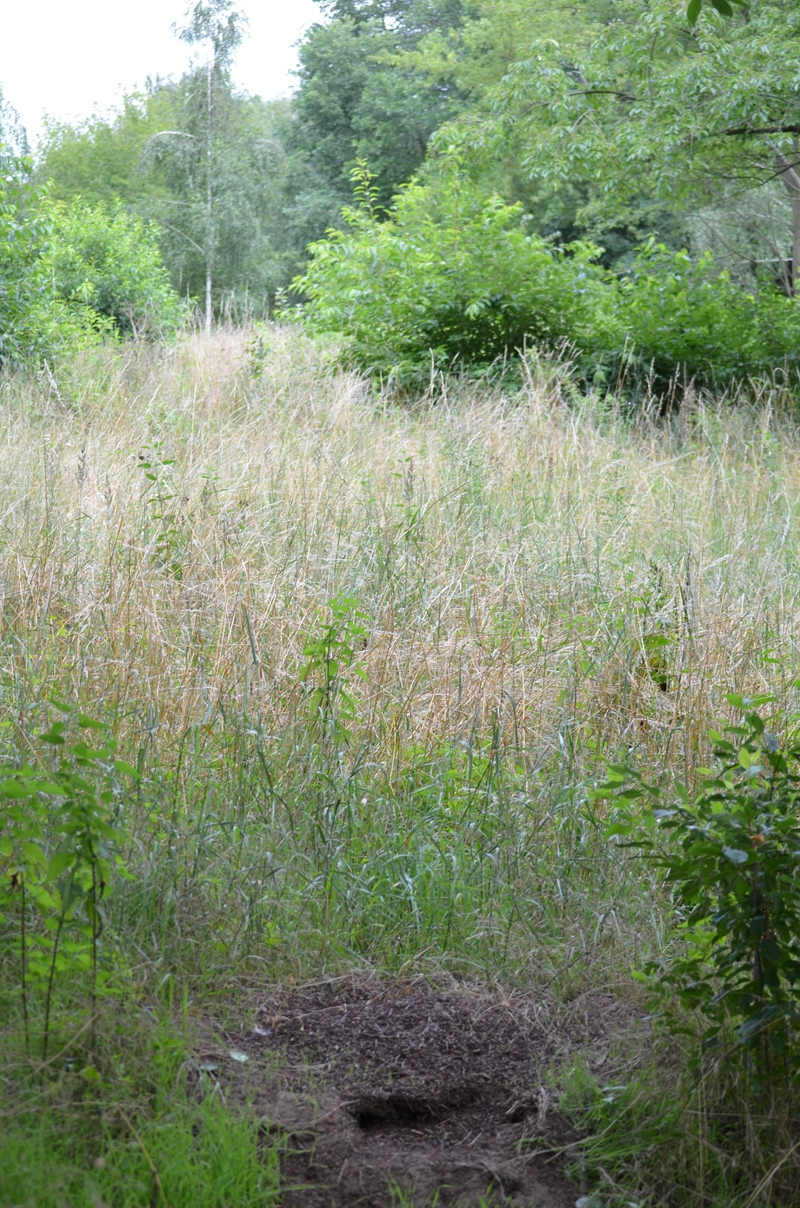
(196, 978, 644, 1208)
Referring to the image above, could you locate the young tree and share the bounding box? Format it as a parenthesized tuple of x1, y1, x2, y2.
(146, 0, 252, 333)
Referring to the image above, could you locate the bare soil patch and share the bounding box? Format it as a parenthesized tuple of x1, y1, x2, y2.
(199, 978, 645, 1208)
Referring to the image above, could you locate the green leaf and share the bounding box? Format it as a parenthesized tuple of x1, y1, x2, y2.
(760, 938, 784, 966)
(710, 0, 733, 14)
(0, 780, 30, 799)
(77, 715, 107, 731)
(113, 760, 138, 777)
(686, 0, 702, 24)
(20, 840, 46, 867)
(722, 846, 749, 866)
(40, 722, 67, 744)
(47, 851, 73, 880)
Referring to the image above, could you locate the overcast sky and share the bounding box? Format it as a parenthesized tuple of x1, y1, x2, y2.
(2, 0, 323, 149)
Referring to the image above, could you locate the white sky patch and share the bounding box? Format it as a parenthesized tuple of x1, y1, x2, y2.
(1, 0, 323, 150)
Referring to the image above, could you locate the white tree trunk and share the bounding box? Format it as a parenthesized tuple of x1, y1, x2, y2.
(775, 144, 800, 295)
(205, 57, 213, 336)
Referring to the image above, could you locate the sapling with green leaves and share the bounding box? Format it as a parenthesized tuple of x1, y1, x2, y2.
(599, 694, 800, 1078)
(137, 440, 187, 578)
(0, 708, 135, 1057)
(299, 595, 369, 750)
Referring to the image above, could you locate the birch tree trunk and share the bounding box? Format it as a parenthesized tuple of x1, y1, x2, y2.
(775, 143, 800, 296)
(205, 57, 213, 336)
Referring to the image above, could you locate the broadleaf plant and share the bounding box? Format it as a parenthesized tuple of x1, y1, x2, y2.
(0, 706, 135, 1057)
(599, 694, 800, 1077)
(299, 594, 369, 750)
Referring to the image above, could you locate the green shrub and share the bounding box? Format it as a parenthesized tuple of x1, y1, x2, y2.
(47, 199, 186, 339)
(0, 152, 89, 369)
(610, 240, 800, 394)
(292, 163, 613, 384)
(293, 164, 800, 396)
(601, 694, 800, 1077)
(0, 150, 184, 369)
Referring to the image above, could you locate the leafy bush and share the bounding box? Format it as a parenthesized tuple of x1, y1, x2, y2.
(611, 240, 800, 394)
(292, 164, 612, 384)
(293, 166, 800, 395)
(0, 151, 184, 369)
(601, 695, 800, 1076)
(0, 153, 86, 369)
(47, 199, 186, 338)
(0, 155, 40, 367)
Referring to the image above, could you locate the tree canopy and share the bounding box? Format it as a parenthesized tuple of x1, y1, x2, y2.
(288, 0, 472, 216)
(435, 0, 800, 286)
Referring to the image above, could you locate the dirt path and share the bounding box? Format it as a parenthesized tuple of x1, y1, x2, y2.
(200, 978, 645, 1207)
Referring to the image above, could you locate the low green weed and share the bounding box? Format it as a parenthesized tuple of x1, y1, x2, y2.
(0, 1062, 281, 1208)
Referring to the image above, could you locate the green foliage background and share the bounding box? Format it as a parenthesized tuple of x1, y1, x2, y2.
(0, 154, 184, 366)
(4, 5, 800, 1204)
(14, 0, 798, 384)
(295, 166, 800, 392)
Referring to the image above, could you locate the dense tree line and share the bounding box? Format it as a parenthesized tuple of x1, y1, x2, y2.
(1, 0, 799, 386)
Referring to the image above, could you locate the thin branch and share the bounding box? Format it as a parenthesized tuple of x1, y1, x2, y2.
(570, 88, 638, 101)
(154, 218, 207, 259)
(718, 123, 800, 138)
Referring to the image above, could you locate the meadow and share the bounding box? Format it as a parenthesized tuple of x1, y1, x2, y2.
(2, 329, 800, 1207)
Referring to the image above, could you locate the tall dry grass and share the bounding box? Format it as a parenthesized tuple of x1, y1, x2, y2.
(1, 328, 798, 784)
(0, 324, 797, 993)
